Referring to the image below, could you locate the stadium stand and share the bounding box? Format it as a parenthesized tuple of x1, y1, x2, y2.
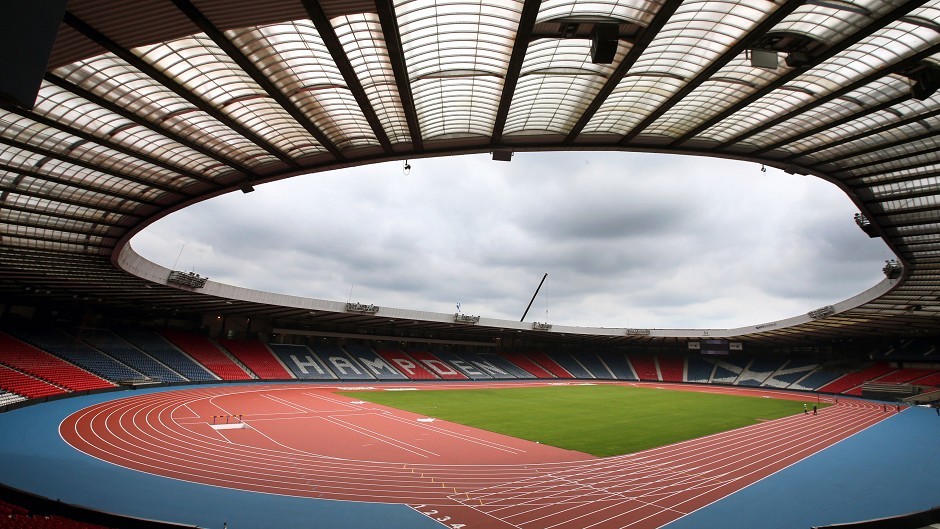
(160, 331, 252, 381)
(0, 388, 27, 407)
(576, 353, 616, 379)
(117, 331, 217, 382)
(0, 365, 63, 400)
(218, 339, 292, 380)
(0, 333, 112, 392)
(525, 352, 574, 378)
(74, 330, 185, 383)
(9, 329, 143, 383)
(710, 357, 749, 385)
(342, 345, 409, 380)
(686, 356, 713, 383)
(443, 351, 517, 379)
(478, 352, 536, 379)
(310, 345, 375, 380)
(657, 356, 684, 383)
(407, 350, 469, 379)
(597, 353, 637, 381)
(628, 353, 659, 381)
(737, 358, 787, 387)
(429, 351, 491, 379)
(502, 352, 557, 378)
(762, 360, 819, 389)
(818, 362, 895, 396)
(911, 371, 940, 387)
(375, 349, 439, 380)
(268, 344, 337, 379)
(547, 352, 594, 378)
(790, 366, 847, 392)
(871, 367, 937, 385)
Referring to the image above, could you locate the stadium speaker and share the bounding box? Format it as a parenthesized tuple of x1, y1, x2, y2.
(785, 51, 812, 68)
(911, 68, 940, 101)
(0, 0, 69, 109)
(590, 23, 619, 64)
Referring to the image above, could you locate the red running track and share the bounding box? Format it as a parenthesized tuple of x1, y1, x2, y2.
(60, 382, 892, 529)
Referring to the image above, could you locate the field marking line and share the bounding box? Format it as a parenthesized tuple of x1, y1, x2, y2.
(322, 415, 440, 458)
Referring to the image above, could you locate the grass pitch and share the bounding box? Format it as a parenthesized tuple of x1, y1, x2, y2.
(342, 384, 821, 457)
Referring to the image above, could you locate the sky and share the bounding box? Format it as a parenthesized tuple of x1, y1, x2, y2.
(131, 151, 892, 330)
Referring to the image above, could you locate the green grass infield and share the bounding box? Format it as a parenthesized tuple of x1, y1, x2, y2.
(341, 384, 824, 457)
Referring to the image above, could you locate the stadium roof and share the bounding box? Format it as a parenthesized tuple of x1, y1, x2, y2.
(1, 0, 939, 346)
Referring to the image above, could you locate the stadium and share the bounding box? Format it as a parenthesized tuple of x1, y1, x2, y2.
(1, 0, 940, 528)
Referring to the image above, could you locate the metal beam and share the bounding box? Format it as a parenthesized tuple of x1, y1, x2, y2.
(618, 0, 803, 145)
(171, 0, 345, 161)
(302, 0, 392, 154)
(490, 0, 543, 146)
(44, 73, 259, 179)
(752, 95, 908, 157)
(64, 12, 300, 168)
(0, 143, 174, 204)
(0, 160, 161, 207)
(1, 103, 220, 189)
(564, 0, 683, 144)
(716, 42, 940, 150)
(374, 0, 423, 150)
(670, 0, 932, 146)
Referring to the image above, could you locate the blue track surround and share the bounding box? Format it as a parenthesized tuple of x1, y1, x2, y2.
(0, 384, 441, 529)
(1, 383, 938, 529)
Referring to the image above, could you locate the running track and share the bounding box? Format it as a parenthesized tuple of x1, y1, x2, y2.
(59, 382, 891, 529)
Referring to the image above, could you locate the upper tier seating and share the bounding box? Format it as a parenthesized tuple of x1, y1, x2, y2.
(268, 344, 337, 379)
(0, 332, 111, 392)
(74, 330, 185, 383)
(818, 362, 895, 395)
(0, 365, 64, 399)
(218, 339, 292, 380)
(524, 352, 573, 378)
(161, 331, 251, 381)
(375, 349, 438, 380)
(116, 330, 216, 381)
(628, 353, 659, 381)
(657, 356, 684, 383)
(9, 329, 142, 383)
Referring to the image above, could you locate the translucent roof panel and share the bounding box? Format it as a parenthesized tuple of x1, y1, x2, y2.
(787, 98, 940, 161)
(700, 19, 940, 144)
(0, 110, 194, 193)
(133, 33, 325, 158)
(537, 0, 662, 26)
(395, 0, 521, 139)
(505, 38, 629, 135)
(51, 55, 280, 169)
(771, 0, 907, 47)
(584, 0, 772, 137)
(746, 77, 912, 151)
(226, 21, 378, 151)
(642, 54, 784, 139)
(332, 13, 411, 145)
(30, 82, 229, 181)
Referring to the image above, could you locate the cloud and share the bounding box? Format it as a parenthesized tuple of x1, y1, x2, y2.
(131, 151, 889, 329)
